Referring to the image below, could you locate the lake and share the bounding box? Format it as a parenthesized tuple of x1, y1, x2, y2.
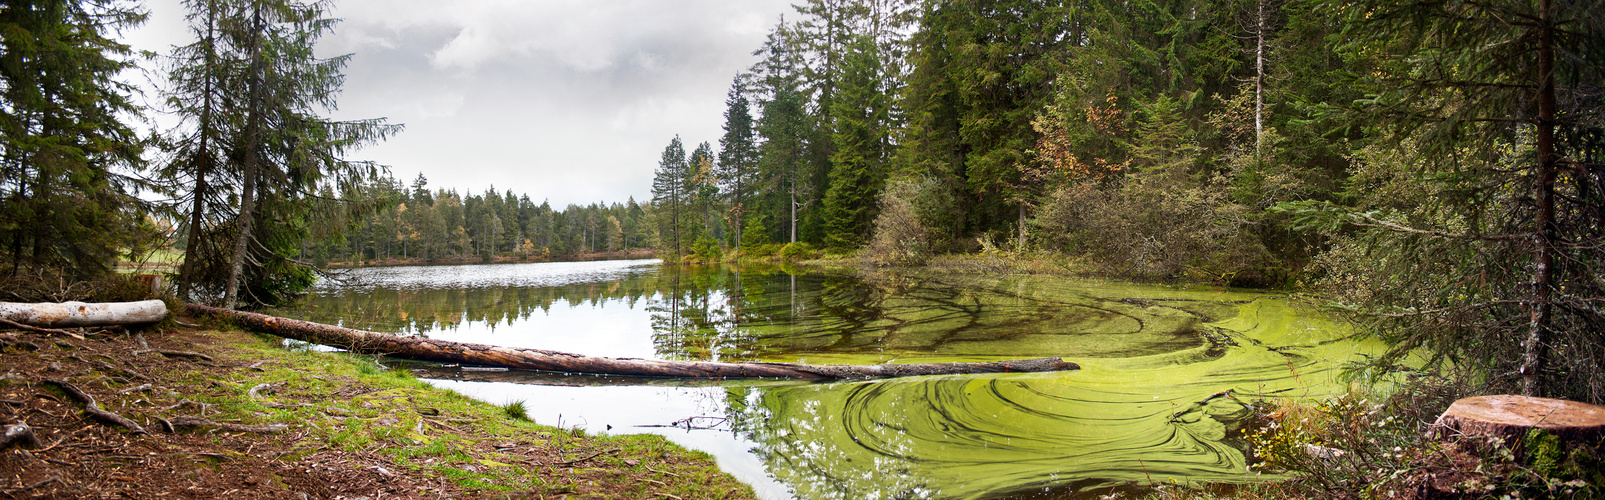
(275, 259, 1381, 499)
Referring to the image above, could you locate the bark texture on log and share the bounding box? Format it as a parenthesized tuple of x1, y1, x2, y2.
(1427, 395, 1605, 455)
(188, 304, 1079, 381)
(0, 300, 167, 328)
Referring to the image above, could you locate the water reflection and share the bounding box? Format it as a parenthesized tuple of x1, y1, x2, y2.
(280, 260, 1379, 500)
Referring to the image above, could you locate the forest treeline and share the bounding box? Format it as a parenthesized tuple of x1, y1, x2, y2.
(649, 0, 1351, 281)
(2, 0, 1603, 402)
(296, 173, 654, 267)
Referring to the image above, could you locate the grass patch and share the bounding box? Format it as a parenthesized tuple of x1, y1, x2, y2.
(501, 400, 530, 421)
(160, 326, 756, 498)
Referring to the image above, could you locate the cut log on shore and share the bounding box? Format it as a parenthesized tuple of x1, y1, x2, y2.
(1427, 394, 1605, 457)
(187, 304, 1079, 381)
(0, 300, 167, 328)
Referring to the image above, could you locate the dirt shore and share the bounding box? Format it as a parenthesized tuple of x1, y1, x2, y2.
(0, 314, 754, 499)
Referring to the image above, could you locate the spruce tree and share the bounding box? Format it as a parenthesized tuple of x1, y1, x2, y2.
(717, 79, 758, 247)
(1285, 0, 1605, 401)
(757, 87, 810, 243)
(688, 141, 719, 246)
(164, 0, 400, 307)
(0, 0, 148, 278)
(651, 136, 689, 257)
(822, 36, 890, 248)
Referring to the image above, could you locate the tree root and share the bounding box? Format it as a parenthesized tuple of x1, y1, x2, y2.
(1, 476, 64, 498)
(245, 382, 311, 409)
(165, 416, 287, 434)
(552, 448, 620, 467)
(158, 399, 211, 415)
(0, 336, 43, 351)
(42, 378, 147, 435)
(67, 354, 151, 382)
(132, 349, 215, 363)
(0, 318, 83, 339)
(246, 382, 276, 400)
(1, 421, 42, 450)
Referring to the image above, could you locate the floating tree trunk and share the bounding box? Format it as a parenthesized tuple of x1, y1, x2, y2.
(0, 300, 168, 328)
(1427, 395, 1605, 457)
(186, 304, 1079, 381)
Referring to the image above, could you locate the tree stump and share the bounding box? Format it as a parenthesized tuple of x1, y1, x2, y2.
(1426, 395, 1605, 457)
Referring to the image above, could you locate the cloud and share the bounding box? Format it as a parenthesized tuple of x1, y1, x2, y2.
(121, 0, 794, 207)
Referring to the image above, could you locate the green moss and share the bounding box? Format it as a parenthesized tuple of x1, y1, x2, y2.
(1527, 428, 1563, 476)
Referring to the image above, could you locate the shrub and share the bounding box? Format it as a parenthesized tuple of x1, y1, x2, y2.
(1032, 179, 1270, 282)
(691, 237, 723, 262)
(779, 242, 818, 261)
(865, 179, 932, 267)
(742, 242, 784, 258)
(739, 216, 773, 254)
(501, 400, 530, 421)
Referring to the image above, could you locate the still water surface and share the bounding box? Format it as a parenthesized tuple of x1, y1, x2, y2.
(277, 259, 1381, 499)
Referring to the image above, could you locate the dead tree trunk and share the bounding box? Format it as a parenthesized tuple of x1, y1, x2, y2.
(187, 304, 1079, 381)
(0, 300, 168, 328)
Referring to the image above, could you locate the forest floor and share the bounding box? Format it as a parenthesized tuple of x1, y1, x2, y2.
(0, 315, 754, 499)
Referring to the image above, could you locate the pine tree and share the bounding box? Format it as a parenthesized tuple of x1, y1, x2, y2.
(717, 79, 758, 247)
(1284, 0, 1605, 401)
(163, 0, 237, 298)
(688, 141, 720, 246)
(894, 0, 1078, 235)
(757, 87, 810, 243)
(0, 0, 148, 278)
(165, 0, 400, 307)
(651, 136, 689, 257)
(822, 36, 890, 248)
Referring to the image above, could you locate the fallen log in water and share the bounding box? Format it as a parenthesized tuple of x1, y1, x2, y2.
(0, 300, 167, 328)
(187, 304, 1079, 381)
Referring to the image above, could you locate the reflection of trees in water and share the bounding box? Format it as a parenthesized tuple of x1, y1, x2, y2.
(649, 266, 781, 361)
(649, 268, 1216, 362)
(296, 265, 1227, 364)
(294, 275, 668, 335)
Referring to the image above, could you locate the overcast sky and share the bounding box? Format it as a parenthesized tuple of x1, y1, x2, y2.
(120, 0, 792, 208)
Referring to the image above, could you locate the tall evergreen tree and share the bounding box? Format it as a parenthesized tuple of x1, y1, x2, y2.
(717, 79, 758, 247)
(1285, 0, 1605, 402)
(757, 87, 811, 243)
(894, 0, 1077, 235)
(165, 0, 400, 307)
(822, 36, 890, 248)
(162, 0, 236, 299)
(651, 136, 690, 257)
(688, 141, 720, 245)
(0, 0, 148, 278)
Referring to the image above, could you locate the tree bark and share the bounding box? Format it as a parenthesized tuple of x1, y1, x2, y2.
(1523, 0, 1557, 396)
(0, 300, 167, 328)
(223, 2, 267, 310)
(177, 1, 220, 301)
(186, 304, 1079, 381)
